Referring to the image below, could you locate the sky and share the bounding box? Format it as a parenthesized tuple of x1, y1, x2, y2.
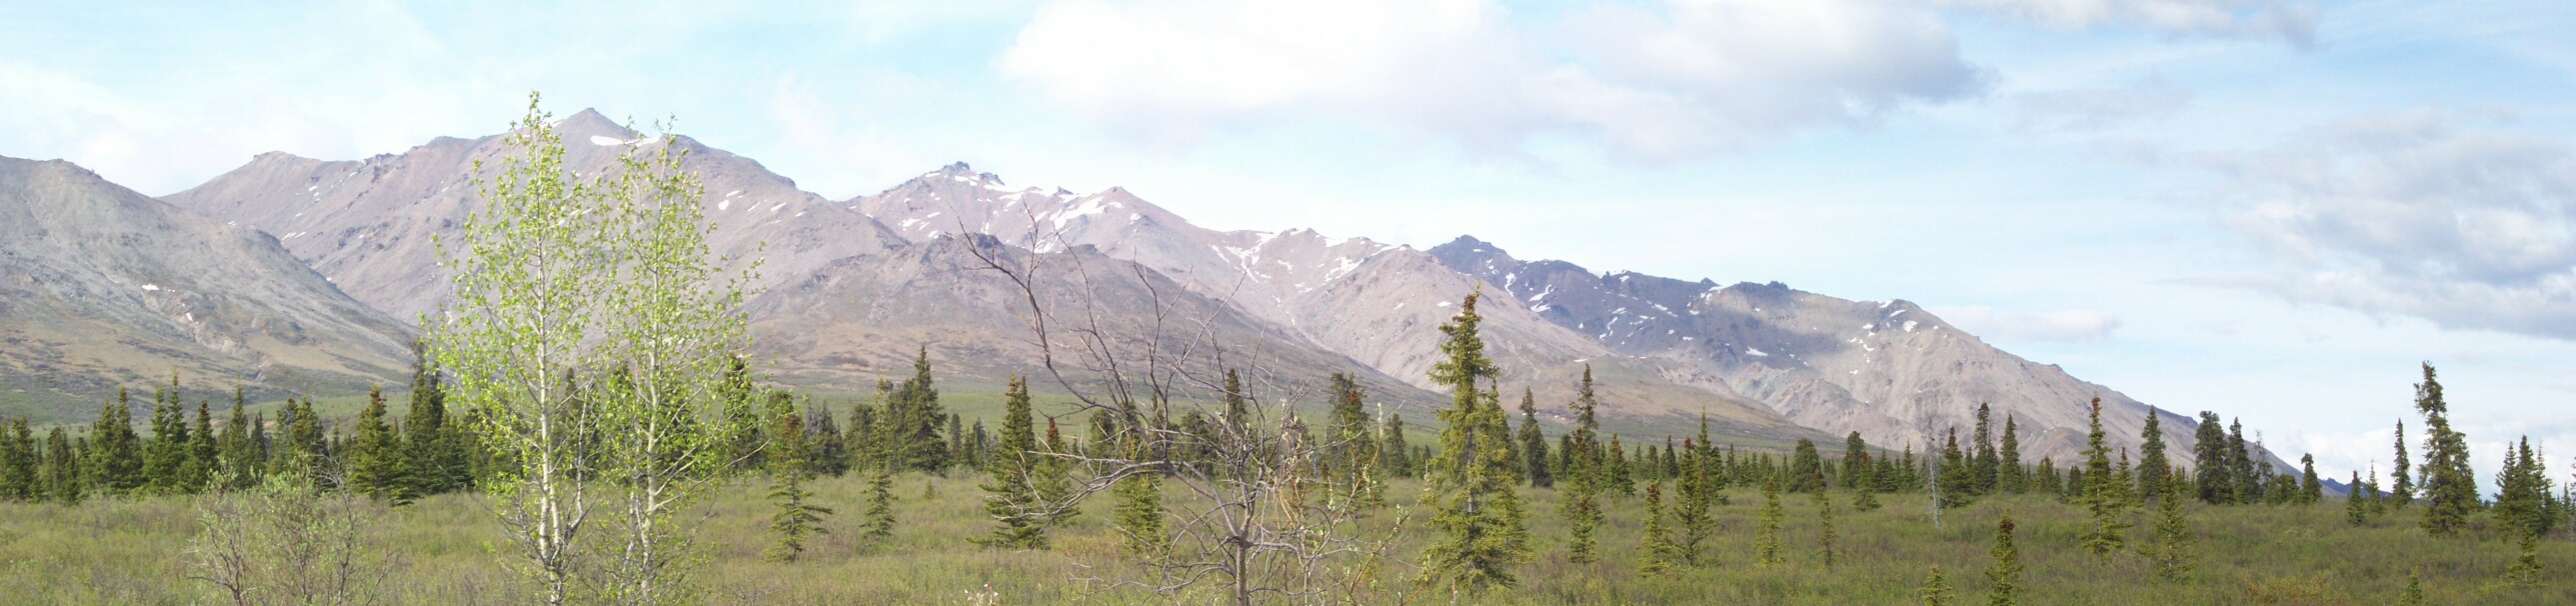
(4, 0, 2571, 483)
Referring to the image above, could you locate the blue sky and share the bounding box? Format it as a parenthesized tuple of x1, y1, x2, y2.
(5, 0, 2571, 481)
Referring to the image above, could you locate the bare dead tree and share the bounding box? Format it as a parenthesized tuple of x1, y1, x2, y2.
(946, 206, 1409, 605)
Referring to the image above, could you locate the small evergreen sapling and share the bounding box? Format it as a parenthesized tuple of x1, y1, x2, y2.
(1636, 481, 1676, 578)
(1756, 477, 1784, 566)
(1986, 515, 2022, 606)
(1921, 565, 1953, 606)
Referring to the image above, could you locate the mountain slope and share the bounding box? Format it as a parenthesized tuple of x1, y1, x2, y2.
(854, 164, 1818, 441)
(0, 156, 414, 421)
(163, 109, 905, 322)
(1427, 235, 2260, 468)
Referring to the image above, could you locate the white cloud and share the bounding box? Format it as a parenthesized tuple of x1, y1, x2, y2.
(1928, 305, 2124, 343)
(1940, 0, 2320, 46)
(2203, 109, 2576, 340)
(996, 0, 1988, 160)
(2011, 73, 2192, 131)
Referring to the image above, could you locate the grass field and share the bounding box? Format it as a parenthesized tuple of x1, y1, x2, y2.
(1, 470, 2568, 605)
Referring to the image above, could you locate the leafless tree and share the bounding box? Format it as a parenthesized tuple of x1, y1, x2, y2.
(950, 210, 1411, 605)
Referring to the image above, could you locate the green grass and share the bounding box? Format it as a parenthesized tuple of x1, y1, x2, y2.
(2, 474, 2568, 605)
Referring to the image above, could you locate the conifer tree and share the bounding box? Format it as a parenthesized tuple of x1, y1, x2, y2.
(399, 346, 460, 496)
(2296, 454, 2321, 505)
(42, 428, 79, 503)
(347, 386, 404, 502)
(2192, 411, 2232, 504)
(1416, 291, 1531, 592)
(2346, 471, 2370, 526)
(1921, 566, 1954, 606)
(1756, 477, 1783, 566)
(890, 346, 950, 473)
(1112, 469, 1167, 557)
(1324, 372, 1378, 503)
(0, 418, 32, 501)
(978, 376, 1048, 549)
(1788, 438, 1825, 493)
(2226, 419, 2257, 504)
(1971, 403, 1997, 494)
(1998, 415, 2024, 494)
(1672, 437, 1713, 566)
(764, 410, 832, 562)
(185, 399, 216, 492)
(2035, 458, 2061, 497)
(2411, 363, 2477, 535)
(88, 388, 144, 495)
(862, 463, 897, 543)
(2145, 482, 2195, 581)
(1518, 388, 1550, 488)
(2388, 420, 2414, 507)
(806, 407, 849, 478)
(1568, 366, 1602, 486)
(2507, 528, 2542, 587)
(2078, 398, 2128, 556)
(1937, 428, 1976, 509)
(1379, 413, 1412, 479)
(216, 389, 258, 488)
(1637, 481, 1676, 578)
(141, 377, 189, 493)
(1986, 515, 2022, 606)
(2137, 408, 2169, 501)
(1604, 434, 1633, 497)
(1038, 417, 1077, 522)
(1815, 491, 1838, 569)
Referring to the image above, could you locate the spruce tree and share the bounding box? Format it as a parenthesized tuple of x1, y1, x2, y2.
(1815, 491, 1838, 569)
(2411, 363, 2477, 535)
(2192, 411, 2232, 504)
(2226, 419, 2257, 504)
(0, 418, 32, 501)
(42, 428, 79, 503)
(1971, 403, 1997, 495)
(2296, 454, 2322, 505)
(2388, 420, 2414, 507)
(1986, 515, 2022, 606)
(1379, 413, 1412, 479)
(1921, 566, 1954, 606)
(217, 389, 258, 488)
(348, 386, 404, 502)
(1416, 291, 1531, 592)
(1788, 438, 1825, 493)
(1756, 476, 1783, 566)
(1672, 436, 1713, 565)
(1325, 372, 1377, 502)
(891, 346, 949, 473)
(1937, 428, 1976, 509)
(2137, 408, 2169, 501)
(87, 388, 144, 495)
(400, 345, 460, 496)
(2145, 482, 2195, 581)
(1112, 470, 1167, 557)
(1637, 480, 1676, 578)
(2346, 471, 2370, 526)
(1038, 417, 1077, 522)
(1518, 388, 1550, 488)
(185, 399, 216, 492)
(978, 376, 1047, 549)
(2078, 398, 2128, 556)
(764, 409, 832, 562)
(140, 377, 186, 493)
(1604, 434, 1633, 497)
(862, 463, 897, 543)
(807, 407, 850, 478)
(1998, 415, 2024, 494)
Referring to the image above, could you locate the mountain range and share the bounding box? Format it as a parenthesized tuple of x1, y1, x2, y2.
(3, 109, 2285, 468)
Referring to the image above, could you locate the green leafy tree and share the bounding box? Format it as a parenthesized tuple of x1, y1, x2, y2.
(1416, 291, 1531, 593)
(977, 376, 1048, 549)
(1985, 515, 2022, 606)
(2410, 363, 2477, 535)
(430, 96, 754, 605)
